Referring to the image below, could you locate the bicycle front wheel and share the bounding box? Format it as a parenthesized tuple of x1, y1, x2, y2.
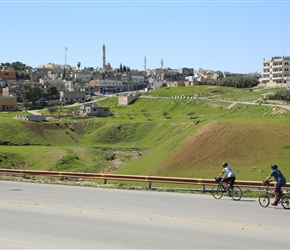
(259, 194, 270, 207)
(211, 186, 224, 199)
(231, 186, 242, 201)
(281, 195, 290, 209)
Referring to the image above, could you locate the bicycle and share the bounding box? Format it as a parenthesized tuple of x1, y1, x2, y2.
(211, 177, 242, 201)
(258, 180, 290, 209)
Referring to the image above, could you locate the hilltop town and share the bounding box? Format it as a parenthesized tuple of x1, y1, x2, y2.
(0, 46, 290, 113)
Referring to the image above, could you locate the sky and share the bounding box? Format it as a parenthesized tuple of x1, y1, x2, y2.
(1, 0, 290, 74)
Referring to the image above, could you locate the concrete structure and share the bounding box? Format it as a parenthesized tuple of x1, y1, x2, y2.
(59, 91, 86, 104)
(15, 115, 46, 122)
(38, 63, 63, 71)
(0, 70, 16, 80)
(31, 68, 50, 82)
(286, 77, 290, 90)
(118, 95, 138, 105)
(161, 72, 185, 82)
(98, 79, 123, 94)
(0, 96, 17, 111)
(260, 56, 290, 86)
(79, 103, 110, 117)
(102, 44, 112, 71)
(74, 71, 92, 80)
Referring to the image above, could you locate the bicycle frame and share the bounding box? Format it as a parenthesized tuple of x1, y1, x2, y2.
(212, 178, 242, 201)
(258, 183, 290, 209)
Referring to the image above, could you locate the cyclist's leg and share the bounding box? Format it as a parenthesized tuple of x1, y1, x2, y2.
(222, 177, 229, 190)
(229, 177, 235, 189)
(273, 182, 282, 205)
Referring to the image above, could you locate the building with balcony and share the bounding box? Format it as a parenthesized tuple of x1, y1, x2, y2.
(260, 56, 290, 86)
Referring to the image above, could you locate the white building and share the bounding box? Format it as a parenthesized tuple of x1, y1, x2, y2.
(260, 56, 290, 86)
(74, 71, 92, 80)
(59, 90, 86, 104)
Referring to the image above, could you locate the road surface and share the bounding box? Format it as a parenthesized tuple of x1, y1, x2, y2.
(0, 181, 289, 249)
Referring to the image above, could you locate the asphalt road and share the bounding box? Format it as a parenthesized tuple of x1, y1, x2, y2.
(0, 181, 289, 249)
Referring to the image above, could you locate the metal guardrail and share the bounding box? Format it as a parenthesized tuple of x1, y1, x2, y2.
(1, 168, 290, 190)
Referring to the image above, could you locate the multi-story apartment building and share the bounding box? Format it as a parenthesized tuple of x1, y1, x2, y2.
(260, 56, 290, 86)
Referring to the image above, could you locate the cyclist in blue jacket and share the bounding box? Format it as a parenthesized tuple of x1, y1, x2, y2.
(264, 164, 286, 206)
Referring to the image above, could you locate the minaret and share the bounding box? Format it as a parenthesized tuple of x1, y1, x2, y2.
(65, 47, 68, 67)
(102, 44, 106, 69)
(144, 55, 147, 71)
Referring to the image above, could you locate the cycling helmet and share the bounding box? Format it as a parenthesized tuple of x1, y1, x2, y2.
(271, 164, 278, 170)
(222, 162, 228, 167)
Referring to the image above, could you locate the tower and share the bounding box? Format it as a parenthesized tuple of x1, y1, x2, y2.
(102, 44, 106, 69)
(144, 55, 147, 71)
(161, 59, 164, 69)
(65, 47, 67, 67)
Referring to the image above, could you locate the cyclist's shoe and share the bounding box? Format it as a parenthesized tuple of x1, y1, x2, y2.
(271, 202, 278, 206)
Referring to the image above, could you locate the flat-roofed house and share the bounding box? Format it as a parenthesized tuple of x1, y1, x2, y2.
(0, 96, 17, 111)
(79, 103, 110, 117)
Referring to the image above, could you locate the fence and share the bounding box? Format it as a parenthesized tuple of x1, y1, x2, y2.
(1, 168, 290, 191)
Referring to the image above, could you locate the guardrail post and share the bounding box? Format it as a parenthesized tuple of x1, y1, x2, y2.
(202, 185, 205, 193)
(103, 179, 107, 185)
(148, 181, 152, 189)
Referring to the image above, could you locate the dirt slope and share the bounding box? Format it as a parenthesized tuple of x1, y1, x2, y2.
(152, 120, 290, 179)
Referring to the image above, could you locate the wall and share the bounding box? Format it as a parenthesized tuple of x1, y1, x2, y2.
(118, 95, 137, 105)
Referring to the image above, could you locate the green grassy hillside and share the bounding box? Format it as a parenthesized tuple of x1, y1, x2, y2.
(0, 85, 290, 183)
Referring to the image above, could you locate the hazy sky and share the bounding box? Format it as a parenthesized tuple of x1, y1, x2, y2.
(1, 0, 290, 73)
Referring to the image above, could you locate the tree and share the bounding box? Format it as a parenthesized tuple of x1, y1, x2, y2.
(46, 85, 59, 98)
(62, 68, 66, 80)
(144, 113, 151, 121)
(140, 109, 147, 114)
(22, 101, 31, 112)
(186, 110, 195, 119)
(47, 105, 58, 115)
(77, 62, 81, 70)
(127, 113, 133, 119)
(162, 110, 169, 118)
(21, 83, 44, 105)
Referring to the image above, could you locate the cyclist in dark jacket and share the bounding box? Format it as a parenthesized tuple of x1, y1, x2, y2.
(264, 164, 286, 206)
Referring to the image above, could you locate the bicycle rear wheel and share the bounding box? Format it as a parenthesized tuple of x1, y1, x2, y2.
(259, 194, 270, 207)
(211, 186, 223, 199)
(230, 186, 242, 201)
(281, 195, 290, 209)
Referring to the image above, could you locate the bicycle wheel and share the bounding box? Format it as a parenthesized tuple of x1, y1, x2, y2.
(259, 194, 270, 207)
(281, 195, 290, 209)
(211, 186, 224, 199)
(230, 186, 242, 201)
